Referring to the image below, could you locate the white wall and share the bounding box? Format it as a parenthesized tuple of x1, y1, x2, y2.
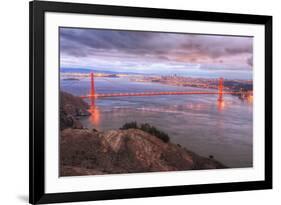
(0, 0, 279, 204)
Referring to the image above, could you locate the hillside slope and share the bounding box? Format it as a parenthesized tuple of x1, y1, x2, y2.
(60, 128, 226, 176)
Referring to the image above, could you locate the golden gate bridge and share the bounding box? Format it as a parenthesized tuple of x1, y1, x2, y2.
(80, 73, 246, 108)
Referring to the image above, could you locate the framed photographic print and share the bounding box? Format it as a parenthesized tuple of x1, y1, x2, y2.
(29, 0, 272, 204)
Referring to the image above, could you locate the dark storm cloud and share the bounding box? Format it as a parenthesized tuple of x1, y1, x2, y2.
(247, 56, 253, 66)
(225, 46, 252, 54)
(179, 35, 253, 59)
(60, 27, 253, 71)
(60, 28, 159, 55)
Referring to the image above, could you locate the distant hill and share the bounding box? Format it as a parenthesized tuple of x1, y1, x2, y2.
(60, 67, 141, 75)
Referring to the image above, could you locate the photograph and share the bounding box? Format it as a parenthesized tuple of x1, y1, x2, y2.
(59, 27, 254, 177)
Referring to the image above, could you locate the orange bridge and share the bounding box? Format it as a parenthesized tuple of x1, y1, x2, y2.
(80, 73, 246, 107)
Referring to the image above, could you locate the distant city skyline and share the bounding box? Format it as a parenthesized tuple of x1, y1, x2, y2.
(60, 27, 253, 79)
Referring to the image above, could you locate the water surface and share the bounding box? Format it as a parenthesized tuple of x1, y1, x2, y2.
(61, 76, 253, 168)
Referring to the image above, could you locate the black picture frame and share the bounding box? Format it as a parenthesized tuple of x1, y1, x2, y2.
(29, 0, 272, 204)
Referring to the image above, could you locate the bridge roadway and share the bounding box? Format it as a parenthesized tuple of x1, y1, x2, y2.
(80, 91, 243, 98)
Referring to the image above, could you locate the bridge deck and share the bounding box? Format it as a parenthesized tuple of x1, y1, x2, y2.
(80, 91, 242, 98)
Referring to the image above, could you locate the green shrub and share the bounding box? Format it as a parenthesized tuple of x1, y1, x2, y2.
(120, 121, 138, 130)
(120, 122, 170, 143)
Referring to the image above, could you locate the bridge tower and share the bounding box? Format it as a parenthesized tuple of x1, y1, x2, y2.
(89, 72, 95, 108)
(217, 77, 224, 102)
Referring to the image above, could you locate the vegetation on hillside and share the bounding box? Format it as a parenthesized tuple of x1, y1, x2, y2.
(120, 121, 170, 143)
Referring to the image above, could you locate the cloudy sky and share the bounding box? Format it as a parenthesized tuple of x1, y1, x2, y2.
(60, 27, 253, 79)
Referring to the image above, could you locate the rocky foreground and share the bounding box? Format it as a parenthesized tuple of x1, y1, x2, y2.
(59, 91, 226, 176)
(60, 128, 226, 176)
